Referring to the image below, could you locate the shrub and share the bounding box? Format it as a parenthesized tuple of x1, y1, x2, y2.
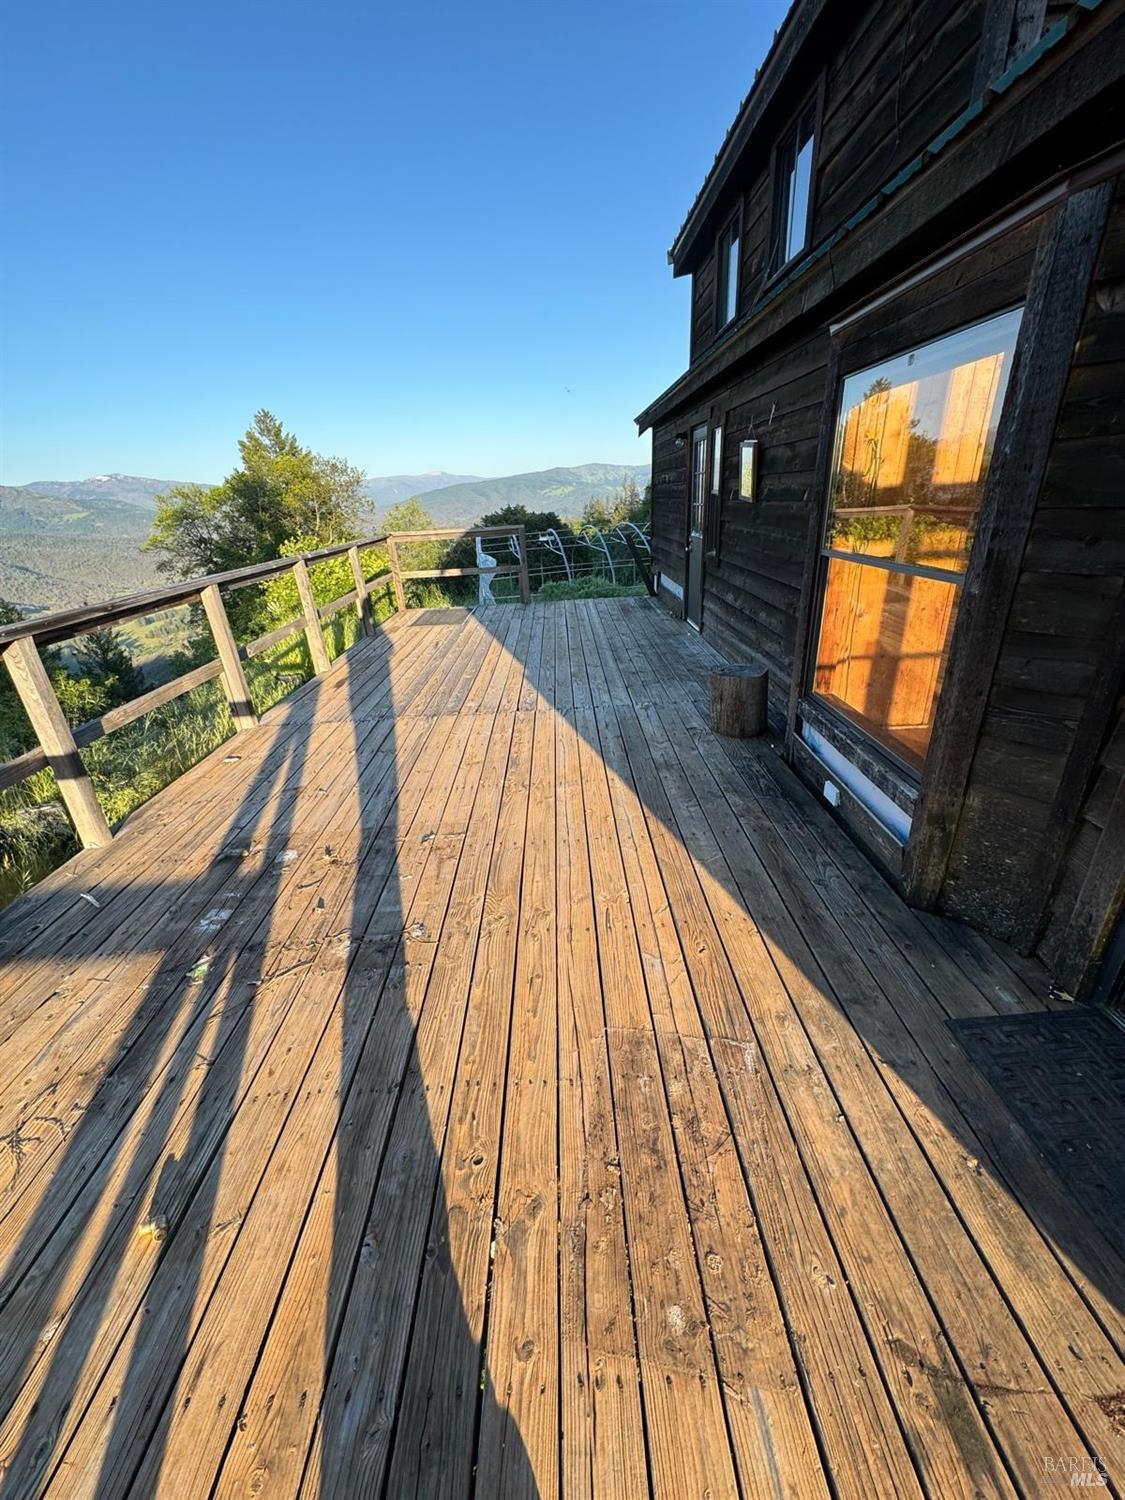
(534, 577, 647, 602)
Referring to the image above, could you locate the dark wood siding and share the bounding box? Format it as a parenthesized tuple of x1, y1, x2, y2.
(812, 0, 983, 242)
(657, 211, 1045, 730)
(1038, 693, 1125, 994)
(704, 330, 829, 725)
(647, 1, 1125, 996)
(685, 0, 991, 364)
(939, 181, 1125, 976)
(739, 170, 773, 311)
(651, 421, 690, 594)
(690, 169, 775, 366)
(690, 252, 716, 363)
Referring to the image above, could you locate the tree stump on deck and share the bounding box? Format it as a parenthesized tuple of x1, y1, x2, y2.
(708, 665, 768, 738)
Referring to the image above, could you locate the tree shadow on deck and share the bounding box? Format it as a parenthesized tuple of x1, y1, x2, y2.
(0, 623, 537, 1497)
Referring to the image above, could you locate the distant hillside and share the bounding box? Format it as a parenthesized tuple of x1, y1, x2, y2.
(399, 463, 652, 527)
(12, 464, 652, 534)
(364, 472, 482, 509)
(0, 536, 162, 616)
(0, 484, 154, 537)
(0, 462, 652, 615)
(20, 473, 201, 512)
(21, 471, 486, 516)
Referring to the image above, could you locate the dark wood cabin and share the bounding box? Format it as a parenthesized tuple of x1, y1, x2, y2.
(637, 0, 1125, 1005)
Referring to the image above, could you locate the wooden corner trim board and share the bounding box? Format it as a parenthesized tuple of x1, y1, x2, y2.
(901, 181, 1115, 909)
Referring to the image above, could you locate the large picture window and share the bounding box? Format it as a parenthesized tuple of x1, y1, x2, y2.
(811, 308, 1023, 771)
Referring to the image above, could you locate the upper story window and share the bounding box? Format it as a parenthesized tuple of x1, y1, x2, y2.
(717, 218, 740, 329)
(773, 100, 817, 270)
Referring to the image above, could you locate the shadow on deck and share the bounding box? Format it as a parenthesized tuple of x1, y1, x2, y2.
(0, 597, 1121, 1499)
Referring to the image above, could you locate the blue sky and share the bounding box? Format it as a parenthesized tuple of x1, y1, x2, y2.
(0, 0, 789, 484)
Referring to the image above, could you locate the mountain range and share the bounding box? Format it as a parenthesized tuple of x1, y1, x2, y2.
(0, 462, 650, 614)
(18, 473, 199, 512)
(0, 484, 155, 537)
(389, 464, 651, 528)
(365, 472, 482, 509)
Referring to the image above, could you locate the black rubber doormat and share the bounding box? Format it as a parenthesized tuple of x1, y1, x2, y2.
(412, 608, 470, 626)
(949, 1008, 1125, 1258)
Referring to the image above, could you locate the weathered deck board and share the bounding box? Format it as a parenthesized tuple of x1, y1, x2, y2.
(0, 598, 1122, 1500)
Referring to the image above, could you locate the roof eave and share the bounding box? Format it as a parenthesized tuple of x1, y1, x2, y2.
(639, 2, 1120, 432)
(668, 0, 829, 275)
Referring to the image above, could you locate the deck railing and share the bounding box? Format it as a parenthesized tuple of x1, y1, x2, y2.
(0, 525, 529, 850)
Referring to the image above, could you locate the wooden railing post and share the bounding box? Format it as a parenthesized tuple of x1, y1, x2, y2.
(348, 545, 373, 635)
(200, 584, 258, 731)
(517, 525, 531, 605)
(293, 557, 331, 674)
(386, 537, 407, 614)
(2, 635, 113, 848)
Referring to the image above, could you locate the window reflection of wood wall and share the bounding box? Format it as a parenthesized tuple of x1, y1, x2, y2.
(836, 352, 1004, 513)
(815, 560, 958, 767)
(817, 350, 1006, 765)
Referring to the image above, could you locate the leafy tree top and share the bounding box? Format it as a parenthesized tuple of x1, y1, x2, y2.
(382, 498, 437, 534)
(478, 503, 571, 538)
(144, 410, 366, 583)
(577, 476, 648, 531)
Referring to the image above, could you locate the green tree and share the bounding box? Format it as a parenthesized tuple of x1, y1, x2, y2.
(0, 601, 116, 755)
(145, 410, 367, 640)
(579, 477, 648, 530)
(480, 503, 569, 538)
(382, 498, 436, 534)
(145, 410, 366, 582)
(444, 504, 573, 595)
(72, 626, 143, 706)
(381, 500, 450, 590)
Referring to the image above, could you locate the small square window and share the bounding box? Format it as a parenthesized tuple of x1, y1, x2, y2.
(772, 101, 816, 271)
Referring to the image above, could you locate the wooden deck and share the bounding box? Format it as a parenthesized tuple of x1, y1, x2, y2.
(0, 597, 1122, 1499)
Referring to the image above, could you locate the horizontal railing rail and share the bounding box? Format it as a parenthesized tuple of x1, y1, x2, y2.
(0, 534, 394, 650)
(0, 524, 528, 851)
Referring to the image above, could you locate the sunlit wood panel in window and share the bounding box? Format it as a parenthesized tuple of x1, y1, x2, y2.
(932, 352, 1005, 487)
(814, 559, 960, 770)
